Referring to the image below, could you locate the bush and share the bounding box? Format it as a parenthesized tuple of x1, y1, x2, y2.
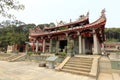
(59, 52, 66, 56)
(37, 51, 41, 55)
(27, 52, 32, 56)
(34, 51, 41, 55)
(55, 53, 59, 55)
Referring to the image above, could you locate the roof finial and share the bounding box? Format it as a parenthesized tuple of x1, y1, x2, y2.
(86, 11, 89, 17)
(101, 8, 106, 16)
(70, 19, 72, 22)
(56, 20, 59, 26)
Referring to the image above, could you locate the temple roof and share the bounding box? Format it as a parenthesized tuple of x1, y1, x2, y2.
(29, 9, 106, 37)
(45, 12, 89, 30)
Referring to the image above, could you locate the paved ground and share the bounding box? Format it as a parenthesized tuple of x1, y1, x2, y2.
(98, 73, 113, 80)
(0, 61, 95, 80)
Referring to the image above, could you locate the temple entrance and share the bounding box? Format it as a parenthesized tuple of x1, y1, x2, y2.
(59, 40, 67, 52)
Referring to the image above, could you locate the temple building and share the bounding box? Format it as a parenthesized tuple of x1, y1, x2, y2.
(29, 10, 106, 56)
(104, 42, 120, 52)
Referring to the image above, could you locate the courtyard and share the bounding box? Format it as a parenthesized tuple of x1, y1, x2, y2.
(0, 61, 95, 80)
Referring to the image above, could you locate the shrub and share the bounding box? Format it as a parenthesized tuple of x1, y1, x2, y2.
(59, 52, 66, 56)
(27, 51, 32, 56)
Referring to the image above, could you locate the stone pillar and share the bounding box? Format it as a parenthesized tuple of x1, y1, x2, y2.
(78, 35, 82, 54)
(67, 36, 71, 56)
(66, 33, 74, 56)
(42, 39, 46, 53)
(56, 40, 59, 53)
(66, 33, 70, 56)
(35, 40, 39, 53)
(49, 39, 52, 53)
(82, 38, 86, 54)
(93, 29, 101, 55)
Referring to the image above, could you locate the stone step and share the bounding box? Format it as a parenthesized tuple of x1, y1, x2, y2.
(71, 57, 93, 60)
(61, 68, 89, 76)
(9, 54, 26, 62)
(67, 62, 92, 66)
(0, 54, 23, 61)
(69, 59, 93, 63)
(8, 54, 22, 61)
(65, 64, 91, 69)
(71, 58, 92, 60)
(63, 66, 90, 72)
(57, 56, 94, 76)
(69, 59, 93, 62)
(5, 54, 21, 61)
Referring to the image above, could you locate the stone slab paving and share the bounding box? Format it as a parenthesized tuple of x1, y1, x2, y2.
(0, 61, 95, 80)
(98, 56, 120, 80)
(99, 56, 112, 73)
(98, 73, 113, 80)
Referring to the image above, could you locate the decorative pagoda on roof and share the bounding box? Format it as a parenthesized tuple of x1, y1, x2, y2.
(29, 9, 106, 56)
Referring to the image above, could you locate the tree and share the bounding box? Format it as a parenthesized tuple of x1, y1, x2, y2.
(37, 24, 49, 30)
(0, 20, 25, 28)
(1, 23, 35, 46)
(49, 22, 55, 27)
(0, 0, 24, 18)
(105, 28, 120, 42)
(0, 21, 35, 49)
(37, 23, 55, 30)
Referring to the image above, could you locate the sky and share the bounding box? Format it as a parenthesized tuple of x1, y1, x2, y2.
(1, 0, 120, 28)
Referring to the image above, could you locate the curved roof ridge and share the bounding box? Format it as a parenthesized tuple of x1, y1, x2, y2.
(45, 12, 89, 30)
(84, 9, 106, 28)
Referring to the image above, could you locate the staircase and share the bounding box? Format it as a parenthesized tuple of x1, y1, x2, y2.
(61, 57, 93, 76)
(2, 54, 26, 62)
(9, 54, 26, 62)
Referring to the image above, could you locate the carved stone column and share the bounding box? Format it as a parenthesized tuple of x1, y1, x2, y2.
(78, 32, 82, 54)
(93, 29, 101, 54)
(49, 38, 52, 53)
(56, 40, 59, 53)
(42, 39, 46, 53)
(35, 40, 39, 53)
(66, 33, 74, 56)
(82, 38, 86, 54)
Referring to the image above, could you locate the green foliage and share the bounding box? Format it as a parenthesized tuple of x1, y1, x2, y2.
(26, 44, 32, 52)
(105, 28, 120, 42)
(106, 38, 119, 42)
(37, 24, 49, 30)
(34, 52, 41, 55)
(60, 52, 66, 56)
(113, 51, 120, 54)
(49, 22, 55, 27)
(0, 0, 25, 18)
(0, 20, 35, 49)
(27, 52, 33, 56)
(59, 26, 68, 30)
(37, 23, 55, 30)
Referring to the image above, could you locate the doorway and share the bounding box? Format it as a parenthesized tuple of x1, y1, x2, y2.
(59, 40, 67, 52)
